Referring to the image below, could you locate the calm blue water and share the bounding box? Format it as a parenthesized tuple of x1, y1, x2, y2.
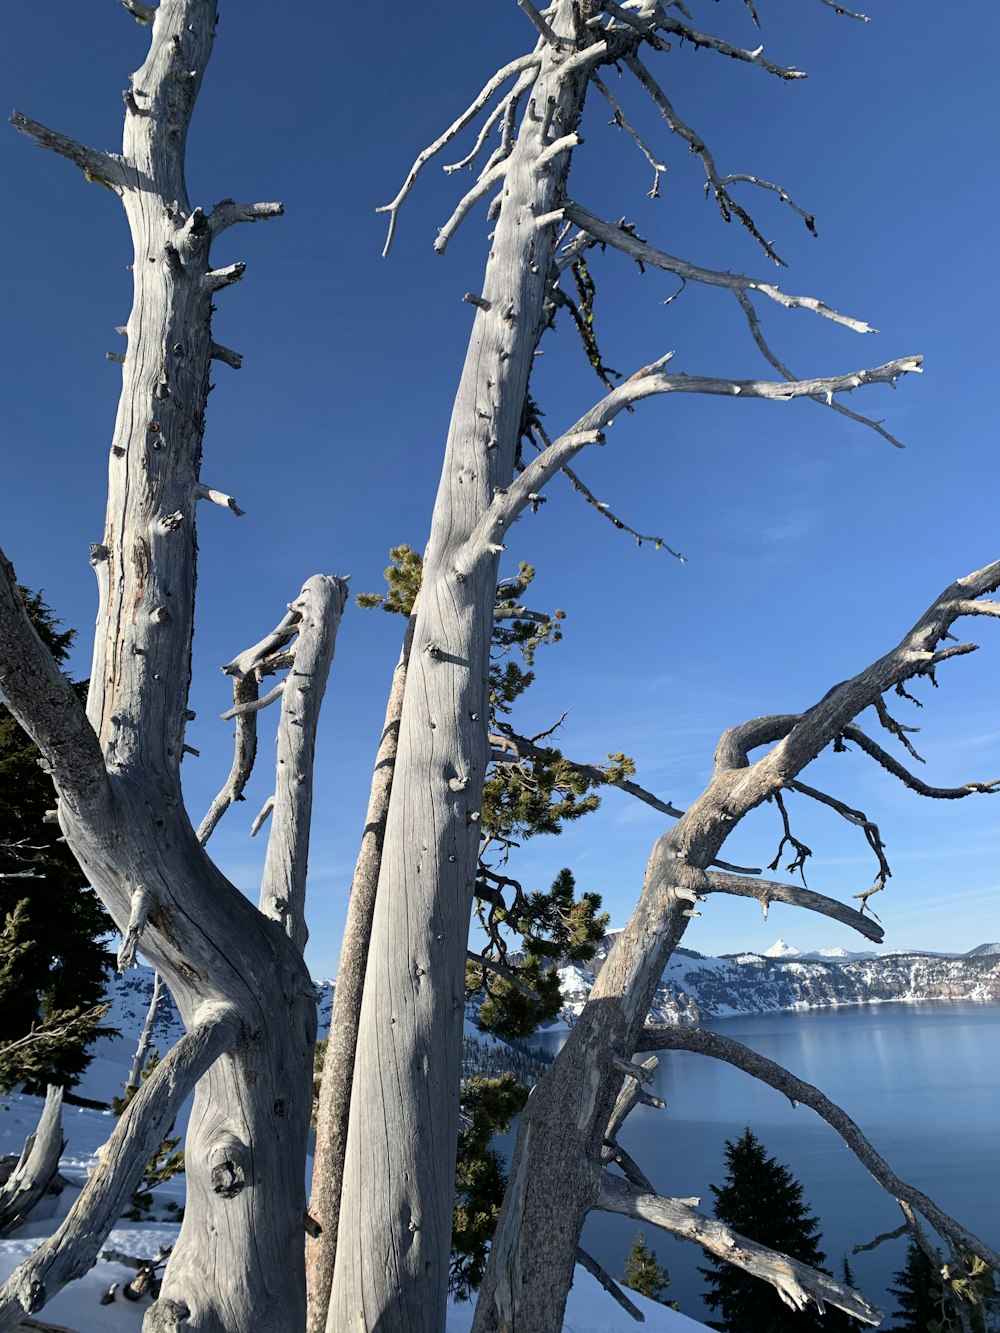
(528, 1002, 1000, 1324)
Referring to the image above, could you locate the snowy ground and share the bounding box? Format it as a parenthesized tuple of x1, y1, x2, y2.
(0, 1082, 710, 1332)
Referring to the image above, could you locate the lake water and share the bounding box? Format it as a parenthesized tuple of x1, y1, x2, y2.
(529, 1002, 1000, 1324)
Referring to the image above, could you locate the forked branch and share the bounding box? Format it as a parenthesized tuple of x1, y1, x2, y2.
(466, 355, 922, 562)
(377, 52, 542, 255)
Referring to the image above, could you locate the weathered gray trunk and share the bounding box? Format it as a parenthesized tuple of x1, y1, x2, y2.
(329, 6, 610, 1327)
(1, 3, 346, 1330)
(306, 615, 414, 1333)
(471, 880, 691, 1332)
(0, 1087, 64, 1238)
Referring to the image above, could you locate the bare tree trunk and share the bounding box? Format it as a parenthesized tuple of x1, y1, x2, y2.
(0, 3, 348, 1329)
(306, 615, 414, 1333)
(126, 972, 166, 1093)
(0, 1088, 64, 1238)
(328, 6, 618, 1327)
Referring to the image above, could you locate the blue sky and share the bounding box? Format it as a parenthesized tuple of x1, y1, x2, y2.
(2, 2, 998, 976)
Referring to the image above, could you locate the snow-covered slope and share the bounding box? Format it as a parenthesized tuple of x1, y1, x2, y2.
(553, 940, 1000, 1027)
(0, 1082, 709, 1331)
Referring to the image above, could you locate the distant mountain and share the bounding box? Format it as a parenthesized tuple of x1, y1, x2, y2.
(552, 938, 1000, 1028)
(763, 938, 802, 958)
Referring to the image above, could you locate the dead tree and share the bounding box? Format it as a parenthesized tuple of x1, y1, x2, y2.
(0, 2, 347, 1330)
(324, 3, 922, 1331)
(0, 1087, 64, 1239)
(472, 560, 1000, 1330)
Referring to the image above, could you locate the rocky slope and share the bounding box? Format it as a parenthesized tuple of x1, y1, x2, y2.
(554, 939, 1000, 1027)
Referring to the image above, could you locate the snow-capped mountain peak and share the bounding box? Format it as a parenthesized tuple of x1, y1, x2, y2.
(763, 939, 802, 958)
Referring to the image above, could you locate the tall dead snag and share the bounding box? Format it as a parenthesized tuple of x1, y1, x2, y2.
(306, 613, 414, 1332)
(0, 3, 348, 1330)
(473, 561, 1000, 1331)
(328, 3, 920, 1330)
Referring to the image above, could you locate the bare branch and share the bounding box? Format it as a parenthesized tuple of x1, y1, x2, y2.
(206, 199, 283, 238)
(874, 694, 924, 762)
(444, 71, 534, 175)
(195, 483, 245, 515)
(634, 1025, 1000, 1274)
(840, 725, 1000, 799)
(606, 1054, 662, 1146)
(561, 202, 872, 332)
(576, 1248, 644, 1323)
(221, 680, 284, 720)
(734, 289, 907, 449)
(222, 607, 300, 678)
(377, 52, 541, 256)
(9, 112, 127, 193)
(204, 262, 246, 293)
(597, 1173, 881, 1324)
(719, 172, 817, 234)
(259, 576, 349, 952)
(791, 778, 892, 893)
(592, 74, 666, 198)
(118, 0, 156, 21)
(196, 675, 259, 844)
(653, 15, 806, 81)
(768, 789, 812, 882)
(524, 425, 685, 558)
(250, 796, 274, 837)
(624, 55, 789, 264)
(435, 160, 510, 255)
(0, 1009, 239, 1330)
(467, 356, 922, 559)
(704, 870, 885, 942)
(819, 0, 870, 20)
(125, 971, 167, 1092)
(517, 0, 561, 46)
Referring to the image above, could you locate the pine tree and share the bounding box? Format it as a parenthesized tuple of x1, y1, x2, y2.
(0, 588, 113, 1091)
(450, 1074, 529, 1300)
(700, 1129, 859, 1333)
(621, 1230, 673, 1305)
(890, 1242, 1000, 1333)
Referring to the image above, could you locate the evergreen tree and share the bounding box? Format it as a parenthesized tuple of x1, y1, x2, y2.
(450, 1074, 528, 1300)
(621, 1230, 673, 1305)
(890, 1241, 1000, 1333)
(700, 1129, 859, 1333)
(0, 588, 113, 1091)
